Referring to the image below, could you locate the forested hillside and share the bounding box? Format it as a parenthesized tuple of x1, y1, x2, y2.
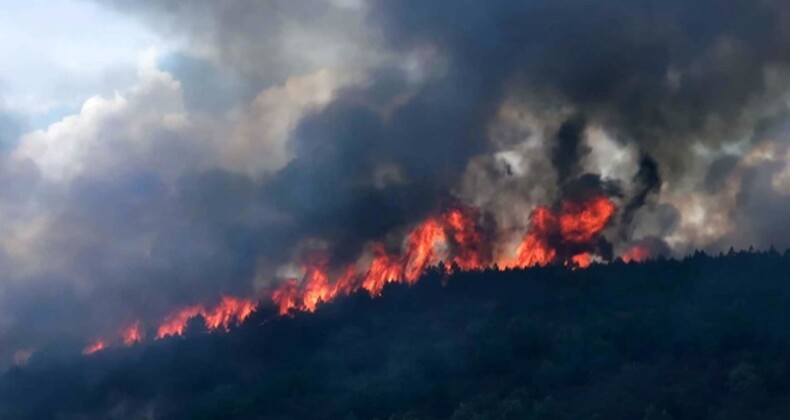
(5, 251, 790, 419)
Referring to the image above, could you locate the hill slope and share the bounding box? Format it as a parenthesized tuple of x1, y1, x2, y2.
(5, 251, 790, 419)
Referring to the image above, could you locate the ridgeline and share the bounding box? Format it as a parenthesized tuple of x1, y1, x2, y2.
(5, 250, 790, 419)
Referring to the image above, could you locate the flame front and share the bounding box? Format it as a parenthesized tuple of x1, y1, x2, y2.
(362, 244, 405, 296)
(403, 217, 447, 282)
(505, 196, 615, 269)
(508, 206, 558, 268)
(271, 198, 617, 315)
(156, 297, 256, 339)
(121, 320, 143, 346)
(204, 296, 256, 331)
(84, 195, 647, 355)
(444, 207, 488, 270)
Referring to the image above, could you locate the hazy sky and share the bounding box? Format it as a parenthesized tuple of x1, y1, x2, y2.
(0, 0, 162, 127)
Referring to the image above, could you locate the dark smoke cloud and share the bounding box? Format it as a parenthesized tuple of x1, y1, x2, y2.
(376, 0, 790, 174)
(251, 55, 504, 262)
(551, 115, 589, 185)
(559, 173, 622, 203)
(620, 153, 663, 239)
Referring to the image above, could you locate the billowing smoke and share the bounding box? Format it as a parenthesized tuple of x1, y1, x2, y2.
(2, 0, 790, 365)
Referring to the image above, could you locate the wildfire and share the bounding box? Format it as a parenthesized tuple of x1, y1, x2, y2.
(156, 296, 256, 339)
(156, 305, 204, 338)
(559, 197, 616, 244)
(272, 197, 617, 316)
(508, 206, 558, 268)
(204, 296, 257, 331)
(272, 279, 301, 315)
(622, 245, 651, 263)
(84, 195, 630, 355)
(121, 320, 143, 346)
(571, 253, 592, 268)
(444, 207, 488, 270)
(272, 257, 362, 315)
(403, 218, 447, 282)
(273, 205, 490, 313)
(82, 339, 106, 355)
(361, 244, 405, 296)
(505, 196, 616, 269)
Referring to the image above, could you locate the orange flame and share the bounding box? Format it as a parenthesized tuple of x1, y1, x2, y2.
(273, 206, 491, 307)
(571, 253, 591, 268)
(121, 320, 143, 346)
(333, 264, 359, 296)
(82, 339, 106, 355)
(444, 207, 487, 270)
(272, 258, 361, 315)
(508, 206, 558, 268)
(272, 279, 301, 315)
(156, 305, 204, 338)
(559, 197, 616, 244)
(272, 199, 617, 315)
(204, 296, 256, 331)
(506, 196, 615, 268)
(622, 245, 650, 263)
(403, 217, 447, 282)
(361, 243, 405, 296)
(156, 297, 255, 339)
(87, 197, 623, 348)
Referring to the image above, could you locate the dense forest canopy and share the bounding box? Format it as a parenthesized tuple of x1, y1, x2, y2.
(5, 250, 790, 419)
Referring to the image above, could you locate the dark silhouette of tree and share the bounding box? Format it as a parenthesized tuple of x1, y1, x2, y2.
(5, 250, 790, 419)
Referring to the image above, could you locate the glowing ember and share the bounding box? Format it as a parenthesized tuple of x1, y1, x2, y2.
(622, 245, 651, 263)
(121, 320, 143, 346)
(82, 339, 106, 355)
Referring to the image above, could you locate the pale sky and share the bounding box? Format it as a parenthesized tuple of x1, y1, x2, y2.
(0, 0, 162, 127)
